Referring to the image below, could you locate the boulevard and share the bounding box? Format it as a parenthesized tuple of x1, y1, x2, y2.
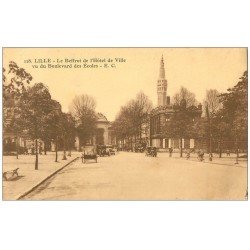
(22, 152, 247, 200)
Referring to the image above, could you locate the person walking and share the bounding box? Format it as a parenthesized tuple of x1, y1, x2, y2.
(200, 149, 205, 161)
(169, 147, 173, 157)
(197, 149, 204, 161)
(209, 152, 213, 161)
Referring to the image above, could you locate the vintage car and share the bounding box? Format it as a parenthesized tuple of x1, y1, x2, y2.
(106, 145, 116, 155)
(145, 146, 157, 157)
(82, 146, 98, 163)
(97, 145, 111, 157)
(134, 143, 146, 153)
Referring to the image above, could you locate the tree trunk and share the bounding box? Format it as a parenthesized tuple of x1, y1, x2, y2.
(209, 135, 212, 155)
(16, 135, 19, 159)
(235, 137, 239, 164)
(138, 125, 141, 144)
(134, 134, 137, 152)
(67, 140, 72, 157)
(180, 138, 183, 157)
(55, 138, 58, 162)
(219, 139, 222, 158)
(62, 136, 67, 160)
(44, 141, 47, 155)
(78, 137, 81, 152)
(35, 139, 38, 170)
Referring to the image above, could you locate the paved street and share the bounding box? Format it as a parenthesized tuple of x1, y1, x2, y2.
(21, 152, 247, 200)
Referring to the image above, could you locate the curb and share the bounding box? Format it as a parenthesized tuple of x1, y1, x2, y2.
(16, 157, 79, 200)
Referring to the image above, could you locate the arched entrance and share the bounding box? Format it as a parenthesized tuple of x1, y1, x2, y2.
(96, 128, 105, 145)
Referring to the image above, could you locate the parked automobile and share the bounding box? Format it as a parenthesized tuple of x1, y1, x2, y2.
(134, 143, 145, 153)
(106, 145, 116, 155)
(97, 145, 111, 157)
(82, 146, 98, 163)
(145, 146, 157, 157)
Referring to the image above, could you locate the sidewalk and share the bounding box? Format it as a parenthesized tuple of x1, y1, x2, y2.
(2, 151, 81, 200)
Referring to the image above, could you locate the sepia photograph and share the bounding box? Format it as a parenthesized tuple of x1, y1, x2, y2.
(2, 47, 248, 200)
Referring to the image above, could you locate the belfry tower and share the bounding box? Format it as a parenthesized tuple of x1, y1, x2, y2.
(157, 55, 168, 106)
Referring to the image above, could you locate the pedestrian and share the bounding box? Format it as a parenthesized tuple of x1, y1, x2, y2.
(24, 146, 28, 155)
(209, 152, 213, 161)
(197, 149, 200, 160)
(169, 147, 173, 157)
(197, 149, 204, 161)
(226, 149, 230, 156)
(200, 150, 205, 161)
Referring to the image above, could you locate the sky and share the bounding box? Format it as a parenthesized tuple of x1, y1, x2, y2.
(3, 48, 247, 121)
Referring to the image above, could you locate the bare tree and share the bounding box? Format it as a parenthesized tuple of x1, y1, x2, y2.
(70, 94, 96, 119)
(135, 92, 153, 115)
(203, 89, 222, 116)
(113, 92, 152, 148)
(134, 92, 152, 139)
(172, 86, 197, 107)
(69, 94, 97, 148)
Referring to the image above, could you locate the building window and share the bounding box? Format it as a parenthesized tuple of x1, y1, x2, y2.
(166, 115, 170, 122)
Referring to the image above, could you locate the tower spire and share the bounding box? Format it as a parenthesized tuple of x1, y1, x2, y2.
(157, 55, 168, 106)
(159, 55, 165, 79)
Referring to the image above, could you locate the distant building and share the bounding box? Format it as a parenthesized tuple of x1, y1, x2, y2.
(74, 112, 116, 151)
(150, 56, 202, 150)
(95, 113, 110, 145)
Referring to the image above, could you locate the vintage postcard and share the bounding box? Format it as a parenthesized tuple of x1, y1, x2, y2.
(2, 47, 248, 200)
